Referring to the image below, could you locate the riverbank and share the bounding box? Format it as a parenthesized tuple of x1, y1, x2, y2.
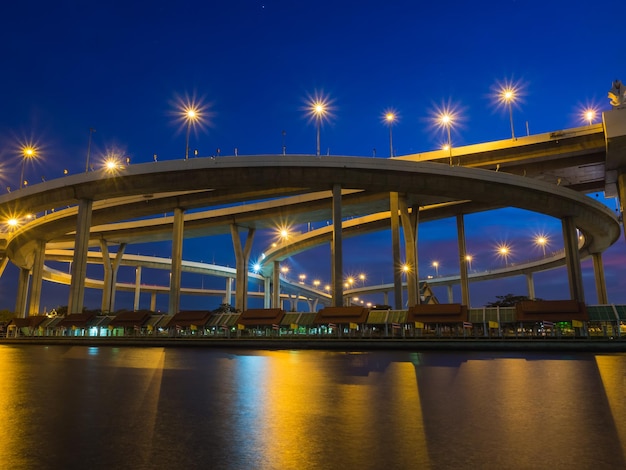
(2, 336, 626, 352)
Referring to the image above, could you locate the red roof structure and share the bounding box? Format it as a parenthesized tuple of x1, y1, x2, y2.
(515, 300, 588, 322)
(166, 310, 212, 328)
(237, 308, 285, 326)
(407, 304, 468, 323)
(57, 312, 98, 328)
(313, 306, 369, 325)
(109, 310, 153, 328)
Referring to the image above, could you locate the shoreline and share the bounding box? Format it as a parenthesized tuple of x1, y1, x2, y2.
(2, 337, 626, 352)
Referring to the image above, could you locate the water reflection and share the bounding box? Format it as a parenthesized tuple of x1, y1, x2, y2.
(0, 346, 624, 469)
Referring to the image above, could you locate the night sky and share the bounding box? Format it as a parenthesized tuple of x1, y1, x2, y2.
(1, 0, 625, 312)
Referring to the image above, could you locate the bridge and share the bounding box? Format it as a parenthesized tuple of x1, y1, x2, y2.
(1, 103, 625, 317)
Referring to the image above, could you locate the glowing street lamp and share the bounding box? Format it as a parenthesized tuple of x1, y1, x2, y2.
(359, 273, 366, 286)
(384, 110, 397, 157)
(535, 235, 549, 257)
(465, 255, 473, 271)
(184, 107, 199, 160)
(497, 84, 519, 139)
(20, 146, 37, 189)
(432, 261, 439, 277)
(582, 108, 597, 126)
(313, 279, 321, 289)
(497, 244, 511, 267)
(299, 274, 306, 284)
(312, 101, 327, 156)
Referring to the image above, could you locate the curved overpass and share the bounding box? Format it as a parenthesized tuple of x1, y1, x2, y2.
(0, 148, 620, 313)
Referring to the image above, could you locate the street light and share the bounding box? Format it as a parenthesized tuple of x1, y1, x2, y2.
(535, 235, 549, 257)
(85, 127, 96, 172)
(312, 101, 326, 156)
(465, 255, 473, 271)
(299, 274, 306, 284)
(359, 273, 366, 286)
(582, 108, 597, 126)
(306, 93, 332, 156)
(313, 279, 321, 289)
(184, 108, 199, 160)
(441, 113, 453, 164)
(20, 146, 37, 189)
(494, 80, 523, 139)
(432, 261, 439, 277)
(384, 110, 397, 158)
(497, 243, 511, 267)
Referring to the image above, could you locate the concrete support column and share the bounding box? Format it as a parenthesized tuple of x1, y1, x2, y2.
(617, 171, 626, 242)
(456, 215, 470, 307)
(169, 207, 185, 314)
(398, 195, 419, 306)
(390, 192, 403, 309)
(264, 277, 271, 308)
(272, 261, 280, 308)
(224, 278, 233, 306)
(16, 267, 30, 317)
(101, 241, 112, 313)
(68, 198, 93, 314)
(101, 241, 126, 314)
(447, 285, 454, 304)
(0, 257, 8, 278)
(28, 239, 46, 316)
(290, 294, 298, 312)
(592, 252, 608, 304)
(134, 266, 142, 311)
(526, 273, 536, 300)
(383, 291, 389, 306)
(230, 224, 255, 312)
(331, 184, 343, 307)
(562, 216, 585, 303)
(150, 292, 157, 312)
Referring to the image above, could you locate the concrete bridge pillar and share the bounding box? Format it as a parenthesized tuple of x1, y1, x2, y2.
(272, 261, 280, 308)
(150, 292, 157, 312)
(526, 273, 536, 300)
(0, 257, 8, 278)
(592, 252, 608, 304)
(456, 214, 470, 307)
(331, 184, 344, 307)
(390, 192, 402, 309)
(28, 239, 46, 316)
(134, 266, 142, 311)
(447, 285, 454, 304)
(15, 267, 30, 317)
(231, 224, 255, 312)
(399, 195, 419, 306)
(101, 241, 126, 314)
(68, 198, 93, 314)
(224, 278, 233, 306)
(264, 277, 271, 308)
(168, 207, 185, 314)
(562, 216, 585, 303)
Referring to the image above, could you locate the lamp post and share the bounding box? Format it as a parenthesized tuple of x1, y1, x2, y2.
(440, 113, 453, 165)
(583, 108, 596, 126)
(498, 87, 518, 139)
(20, 146, 36, 189)
(385, 112, 396, 157)
(465, 255, 473, 272)
(432, 261, 439, 277)
(498, 245, 510, 267)
(184, 108, 198, 160)
(535, 235, 548, 257)
(312, 102, 326, 156)
(85, 127, 96, 172)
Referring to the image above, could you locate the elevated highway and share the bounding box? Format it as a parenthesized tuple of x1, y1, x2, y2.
(0, 107, 625, 315)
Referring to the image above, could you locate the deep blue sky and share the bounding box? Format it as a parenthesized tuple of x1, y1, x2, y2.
(1, 0, 625, 311)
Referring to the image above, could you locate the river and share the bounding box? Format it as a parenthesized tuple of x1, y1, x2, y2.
(0, 345, 624, 469)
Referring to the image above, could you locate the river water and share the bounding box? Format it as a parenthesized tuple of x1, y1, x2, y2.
(0, 345, 624, 470)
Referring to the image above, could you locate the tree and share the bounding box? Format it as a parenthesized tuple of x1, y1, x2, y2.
(485, 294, 541, 307)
